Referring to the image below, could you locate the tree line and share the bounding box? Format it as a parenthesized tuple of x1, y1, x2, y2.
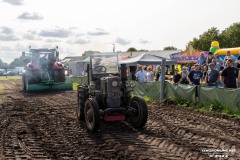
(187, 22, 240, 51)
(0, 56, 24, 69)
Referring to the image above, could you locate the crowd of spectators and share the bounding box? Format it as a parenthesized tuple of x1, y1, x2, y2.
(135, 50, 240, 89)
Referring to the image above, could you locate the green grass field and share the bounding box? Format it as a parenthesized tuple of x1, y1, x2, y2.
(0, 76, 22, 80)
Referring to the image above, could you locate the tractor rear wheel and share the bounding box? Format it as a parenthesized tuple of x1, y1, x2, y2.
(84, 98, 100, 132)
(77, 86, 88, 121)
(128, 96, 148, 129)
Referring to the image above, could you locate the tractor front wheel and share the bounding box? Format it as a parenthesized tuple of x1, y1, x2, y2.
(77, 86, 88, 121)
(128, 96, 148, 129)
(84, 98, 100, 132)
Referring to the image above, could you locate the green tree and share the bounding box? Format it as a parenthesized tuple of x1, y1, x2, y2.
(187, 27, 220, 51)
(127, 47, 137, 52)
(0, 59, 9, 69)
(220, 22, 240, 48)
(163, 46, 177, 50)
(9, 56, 24, 69)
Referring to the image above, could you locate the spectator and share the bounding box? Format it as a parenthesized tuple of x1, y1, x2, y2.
(218, 66, 224, 87)
(172, 68, 182, 84)
(206, 52, 214, 64)
(158, 71, 162, 82)
(220, 59, 239, 88)
(207, 63, 220, 87)
(179, 67, 189, 84)
(190, 65, 195, 71)
(185, 64, 190, 72)
(81, 69, 88, 77)
(236, 51, 240, 68)
(223, 51, 236, 67)
(187, 64, 202, 85)
(212, 57, 222, 71)
(202, 65, 208, 84)
(146, 66, 154, 82)
(154, 65, 161, 81)
(198, 52, 207, 67)
(136, 65, 146, 82)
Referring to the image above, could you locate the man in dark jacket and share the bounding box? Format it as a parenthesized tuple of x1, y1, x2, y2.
(221, 59, 239, 88)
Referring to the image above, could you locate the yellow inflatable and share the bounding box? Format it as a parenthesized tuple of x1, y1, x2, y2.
(215, 47, 240, 55)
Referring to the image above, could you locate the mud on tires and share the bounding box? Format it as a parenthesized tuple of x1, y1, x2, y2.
(84, 98, 100, 132)
(128, 96, 148, 129)
(77, 86, 89, 121)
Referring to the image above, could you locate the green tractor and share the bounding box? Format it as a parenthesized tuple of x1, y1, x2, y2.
(22, 47, 72, 92)
(77, 54, 148, 132)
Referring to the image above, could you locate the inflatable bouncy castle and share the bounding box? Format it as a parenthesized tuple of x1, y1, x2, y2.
(210, 41, 240, 60)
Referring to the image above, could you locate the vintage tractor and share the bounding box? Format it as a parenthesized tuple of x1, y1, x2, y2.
(22, 47, 72, 92)
(77, 54, 148, 132)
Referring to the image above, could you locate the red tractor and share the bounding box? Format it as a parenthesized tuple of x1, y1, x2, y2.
(22, 47, 72, 92)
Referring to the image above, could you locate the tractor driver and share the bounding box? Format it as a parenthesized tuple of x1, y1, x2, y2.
(93, 57, 106, 73)
(39, 54, 48, 68)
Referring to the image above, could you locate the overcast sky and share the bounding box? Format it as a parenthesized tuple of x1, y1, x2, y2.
(0, 0, 240, 63)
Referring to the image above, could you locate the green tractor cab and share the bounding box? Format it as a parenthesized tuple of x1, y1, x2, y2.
(22, 47, 72, 92)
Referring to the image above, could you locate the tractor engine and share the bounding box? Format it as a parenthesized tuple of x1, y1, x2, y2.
(100, 76, 122, 108)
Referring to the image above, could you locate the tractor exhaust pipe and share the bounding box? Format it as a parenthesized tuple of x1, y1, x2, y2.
(120, 64, 127, 82)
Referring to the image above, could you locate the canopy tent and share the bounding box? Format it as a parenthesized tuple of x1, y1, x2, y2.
(119, 53, 177, 66)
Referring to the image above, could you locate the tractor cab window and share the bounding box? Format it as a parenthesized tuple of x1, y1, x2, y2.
(91, 54, 119, 74)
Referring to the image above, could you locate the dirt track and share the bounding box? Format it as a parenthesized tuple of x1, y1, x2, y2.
(0, 79, 240, 160)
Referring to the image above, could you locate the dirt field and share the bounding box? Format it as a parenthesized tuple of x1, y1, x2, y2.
(0, 79, 239, 160)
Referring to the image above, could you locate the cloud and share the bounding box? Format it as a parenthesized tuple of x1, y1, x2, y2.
(0, 26, 13, 34)
(68, 37, 90, 45)
(115, 37, 131, 45)
(0, 35, 19, 41)
(18, 12, 43, 20)
(3, 0, 23, 5)
(139, 39, 150, 44)
(39, 28, 70, 38)
(87, 28, 110, 36)
(22, 34, 39, 40)
(45, 39, 61, 43)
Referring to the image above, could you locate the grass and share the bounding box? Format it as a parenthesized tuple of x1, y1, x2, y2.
(170, 98, 240, 117)
(0, 76, 22, 80)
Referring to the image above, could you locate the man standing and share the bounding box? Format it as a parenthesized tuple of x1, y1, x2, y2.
(221, 59, 239, 88)
(207, 63, 220, 87)
(172, 68, 182, 85)
(198, 52, 207, 67)
(136, 65, 146, 82)
(187, 64, 202, 85)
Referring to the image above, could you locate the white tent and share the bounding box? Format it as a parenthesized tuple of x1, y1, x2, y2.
(119, 53, 177, 66)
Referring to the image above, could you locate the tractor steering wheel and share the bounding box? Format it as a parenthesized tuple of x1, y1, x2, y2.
(94, 65, 107, 73)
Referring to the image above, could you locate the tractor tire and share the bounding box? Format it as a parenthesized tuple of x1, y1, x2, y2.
(77, 86, 89, 121)
(27, 70, 41, 84)
(54, 69, 65, 83)
(84, 98, 100, 132)
(128, 96, 148, 129)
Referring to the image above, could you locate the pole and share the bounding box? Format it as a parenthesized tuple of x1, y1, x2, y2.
(160, 58, 166, 101)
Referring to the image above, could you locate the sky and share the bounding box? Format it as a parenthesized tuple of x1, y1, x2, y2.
(0, 0, 240, 63)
